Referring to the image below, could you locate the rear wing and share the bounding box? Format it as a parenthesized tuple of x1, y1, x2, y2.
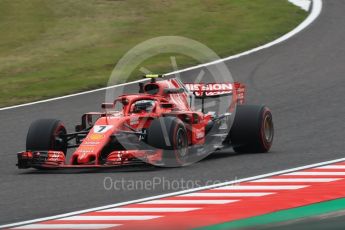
(184, 82, 245, 103)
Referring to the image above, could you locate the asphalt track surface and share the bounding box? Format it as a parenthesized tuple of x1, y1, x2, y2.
(1, 0, 345, 226)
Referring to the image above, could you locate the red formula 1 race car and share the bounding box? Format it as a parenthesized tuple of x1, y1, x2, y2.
(17, 74, 274, 169)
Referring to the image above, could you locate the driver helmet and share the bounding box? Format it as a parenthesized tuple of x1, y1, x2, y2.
(132, 100, 155, 113)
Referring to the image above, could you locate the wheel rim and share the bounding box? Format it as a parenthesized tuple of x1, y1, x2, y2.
(53, 125, 67, 152)
(263, 114, 273, 143)
(176, 128, 188, 158)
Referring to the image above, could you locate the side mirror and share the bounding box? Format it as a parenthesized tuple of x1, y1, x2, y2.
(75, 124, 83, 132)
(121, 98, 129, 105)
(139, 82, 145, 93)
(101, 103, 114, 109)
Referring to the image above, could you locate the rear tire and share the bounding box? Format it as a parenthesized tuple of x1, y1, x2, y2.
(26, 119, 67, 155)
(147, 117, 189, 167)
(230, 105, 274, 153)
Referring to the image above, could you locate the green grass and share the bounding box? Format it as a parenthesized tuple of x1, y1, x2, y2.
(0, 0, 307, 107)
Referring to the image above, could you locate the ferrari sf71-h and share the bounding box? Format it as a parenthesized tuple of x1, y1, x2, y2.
(17, 74, 274, 169)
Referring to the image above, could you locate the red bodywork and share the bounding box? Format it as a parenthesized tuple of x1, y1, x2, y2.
(17, 77, 246, 169)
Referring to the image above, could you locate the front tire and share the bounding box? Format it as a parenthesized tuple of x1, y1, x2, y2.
(26, 119, 67, 155)
(147, 117, 189, 167)
(230, 105, 274, 153)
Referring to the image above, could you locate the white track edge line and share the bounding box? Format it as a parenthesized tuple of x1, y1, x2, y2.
(212, 185, 307, 190)
(12, 224, 121, 229)
(1, 155, 342, 229)
(0, 0, 322, 112)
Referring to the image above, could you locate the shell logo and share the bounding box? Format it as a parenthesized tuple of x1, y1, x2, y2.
(88, 133, 104, 140)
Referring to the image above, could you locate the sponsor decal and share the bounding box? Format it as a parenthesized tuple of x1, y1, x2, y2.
(47, 151, 64, 161)
(196, 131, 205, 139)
(78, 146, 95, 153)
(130, 117, 139, 125)
(50, 152, 60, 158)
(93, 125, 113, 133)
(88, 133, 105, 140)
(82, 141, 101, 145)
(185, 83, 232, 96)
